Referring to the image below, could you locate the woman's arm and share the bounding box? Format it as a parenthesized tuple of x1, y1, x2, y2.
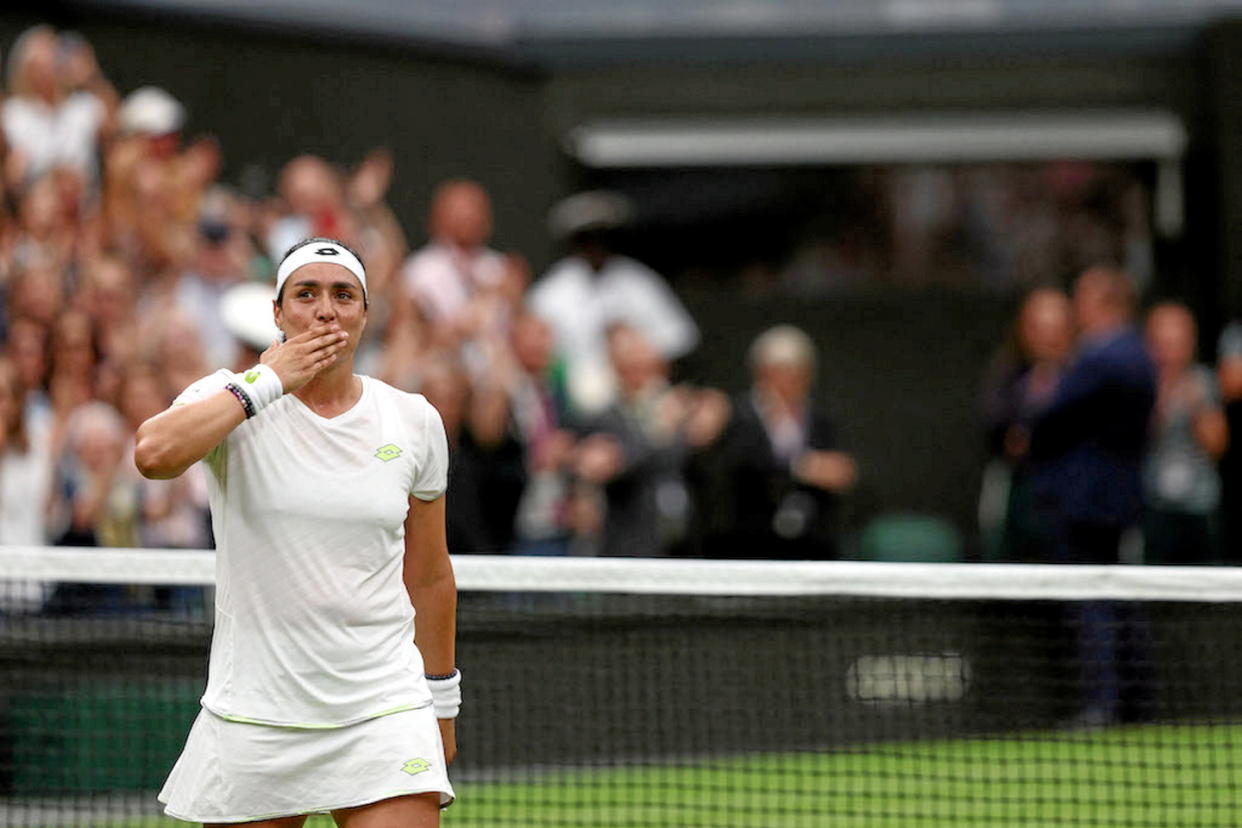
(403, 494, 458, 763)
(133, 389, 246, 480)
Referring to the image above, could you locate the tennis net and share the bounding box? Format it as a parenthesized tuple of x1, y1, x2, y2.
(2, 547, 1241, 827)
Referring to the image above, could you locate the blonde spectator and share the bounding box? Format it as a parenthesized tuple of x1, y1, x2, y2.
(2, 27, 115, 191)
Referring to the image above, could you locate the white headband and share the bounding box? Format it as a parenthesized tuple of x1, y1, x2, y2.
(276, 241, 367, 300)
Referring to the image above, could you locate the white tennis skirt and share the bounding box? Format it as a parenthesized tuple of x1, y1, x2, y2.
(159, 705, 454, 823)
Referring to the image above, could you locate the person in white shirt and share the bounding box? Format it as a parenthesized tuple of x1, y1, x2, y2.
(528, 191, 699, 417)
(2, 27, 114, 190)
(135, 237, 459, 827)
(400, 179, 507, 344)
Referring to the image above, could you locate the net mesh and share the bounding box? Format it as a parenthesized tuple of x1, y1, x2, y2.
(2, 548, 1241, 827)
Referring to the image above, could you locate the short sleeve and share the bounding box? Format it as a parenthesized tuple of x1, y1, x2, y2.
(170, 369, 235, 471)
(173, 369, 234, 406)
(411, 397, 449, 501)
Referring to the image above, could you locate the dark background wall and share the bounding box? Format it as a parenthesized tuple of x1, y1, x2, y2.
(4, 9, 1242, 552)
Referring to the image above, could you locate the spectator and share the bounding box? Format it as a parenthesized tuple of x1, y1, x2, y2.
(7, 264, 64, 331)
(1028, 266, 1156, 564)
(77, 253, 138, 364)
(1142, 302, 1227, 564)
(1028, 265, 1157, 727)
(503, 311, 577, 556)
(0, 355, 54, 613)
(151, 307, 211, 402)
(104, 86, 188, 271)
(979, 287, 1073, 561)
(48, 400, 137, 548)
(418, 351, 524, 555)
(713, 325, 856, 560)
(0, 354, 53, 546)
(574, 323, 728, 557)
(115, 361, 211, 552)
(2, 26, 116, 192)
(12, 173, 76, 272)
(174, 189, 253, 368)
(6, 316, 51, 429)
(528, 190, 699, 417)
(400, 179, 506, 345)
(344, 149, 409, 372)
(266, 154, 355, 260)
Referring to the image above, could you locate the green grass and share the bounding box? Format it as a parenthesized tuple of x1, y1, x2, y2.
(439, 724, 1242, 828)
(90, 724, 1242, 827)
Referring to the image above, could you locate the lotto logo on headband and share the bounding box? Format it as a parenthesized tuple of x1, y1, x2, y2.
(315, 247, 339, 256)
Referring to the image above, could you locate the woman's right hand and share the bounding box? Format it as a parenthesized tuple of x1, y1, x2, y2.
(261, 324, 351, 394)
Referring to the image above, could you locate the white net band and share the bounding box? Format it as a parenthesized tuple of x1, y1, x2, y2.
(3, 546, 1242, 601)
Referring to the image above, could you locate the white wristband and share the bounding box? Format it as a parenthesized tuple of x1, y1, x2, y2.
(231, 364, 283, 415)
(426, 669, 462, 719)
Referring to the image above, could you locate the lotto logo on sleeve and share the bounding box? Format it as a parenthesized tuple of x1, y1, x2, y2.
(375, 443, 403, 462)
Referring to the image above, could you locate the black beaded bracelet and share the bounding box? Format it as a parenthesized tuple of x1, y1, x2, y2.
(225, 382, 256, 419)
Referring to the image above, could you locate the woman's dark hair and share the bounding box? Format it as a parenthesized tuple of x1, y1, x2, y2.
(276, 237, 368, 308)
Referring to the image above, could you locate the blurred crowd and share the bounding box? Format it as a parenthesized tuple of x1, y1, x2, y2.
(981, 267, 1242, 567)
(0, 26, 860, 577)
(1, 25, 1236, 581)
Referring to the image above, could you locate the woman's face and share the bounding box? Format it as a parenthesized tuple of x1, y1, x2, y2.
(273, 262, 368, 359)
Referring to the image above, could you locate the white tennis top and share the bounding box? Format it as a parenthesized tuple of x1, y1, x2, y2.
(175, 372, 449, 727)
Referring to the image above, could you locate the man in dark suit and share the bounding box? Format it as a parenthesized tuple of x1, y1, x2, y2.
(1029, 265, 1157, 725)
(1030, 265, 1157, 563)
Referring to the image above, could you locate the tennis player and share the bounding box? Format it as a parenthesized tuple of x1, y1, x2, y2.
(134, 237, 459, 827)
